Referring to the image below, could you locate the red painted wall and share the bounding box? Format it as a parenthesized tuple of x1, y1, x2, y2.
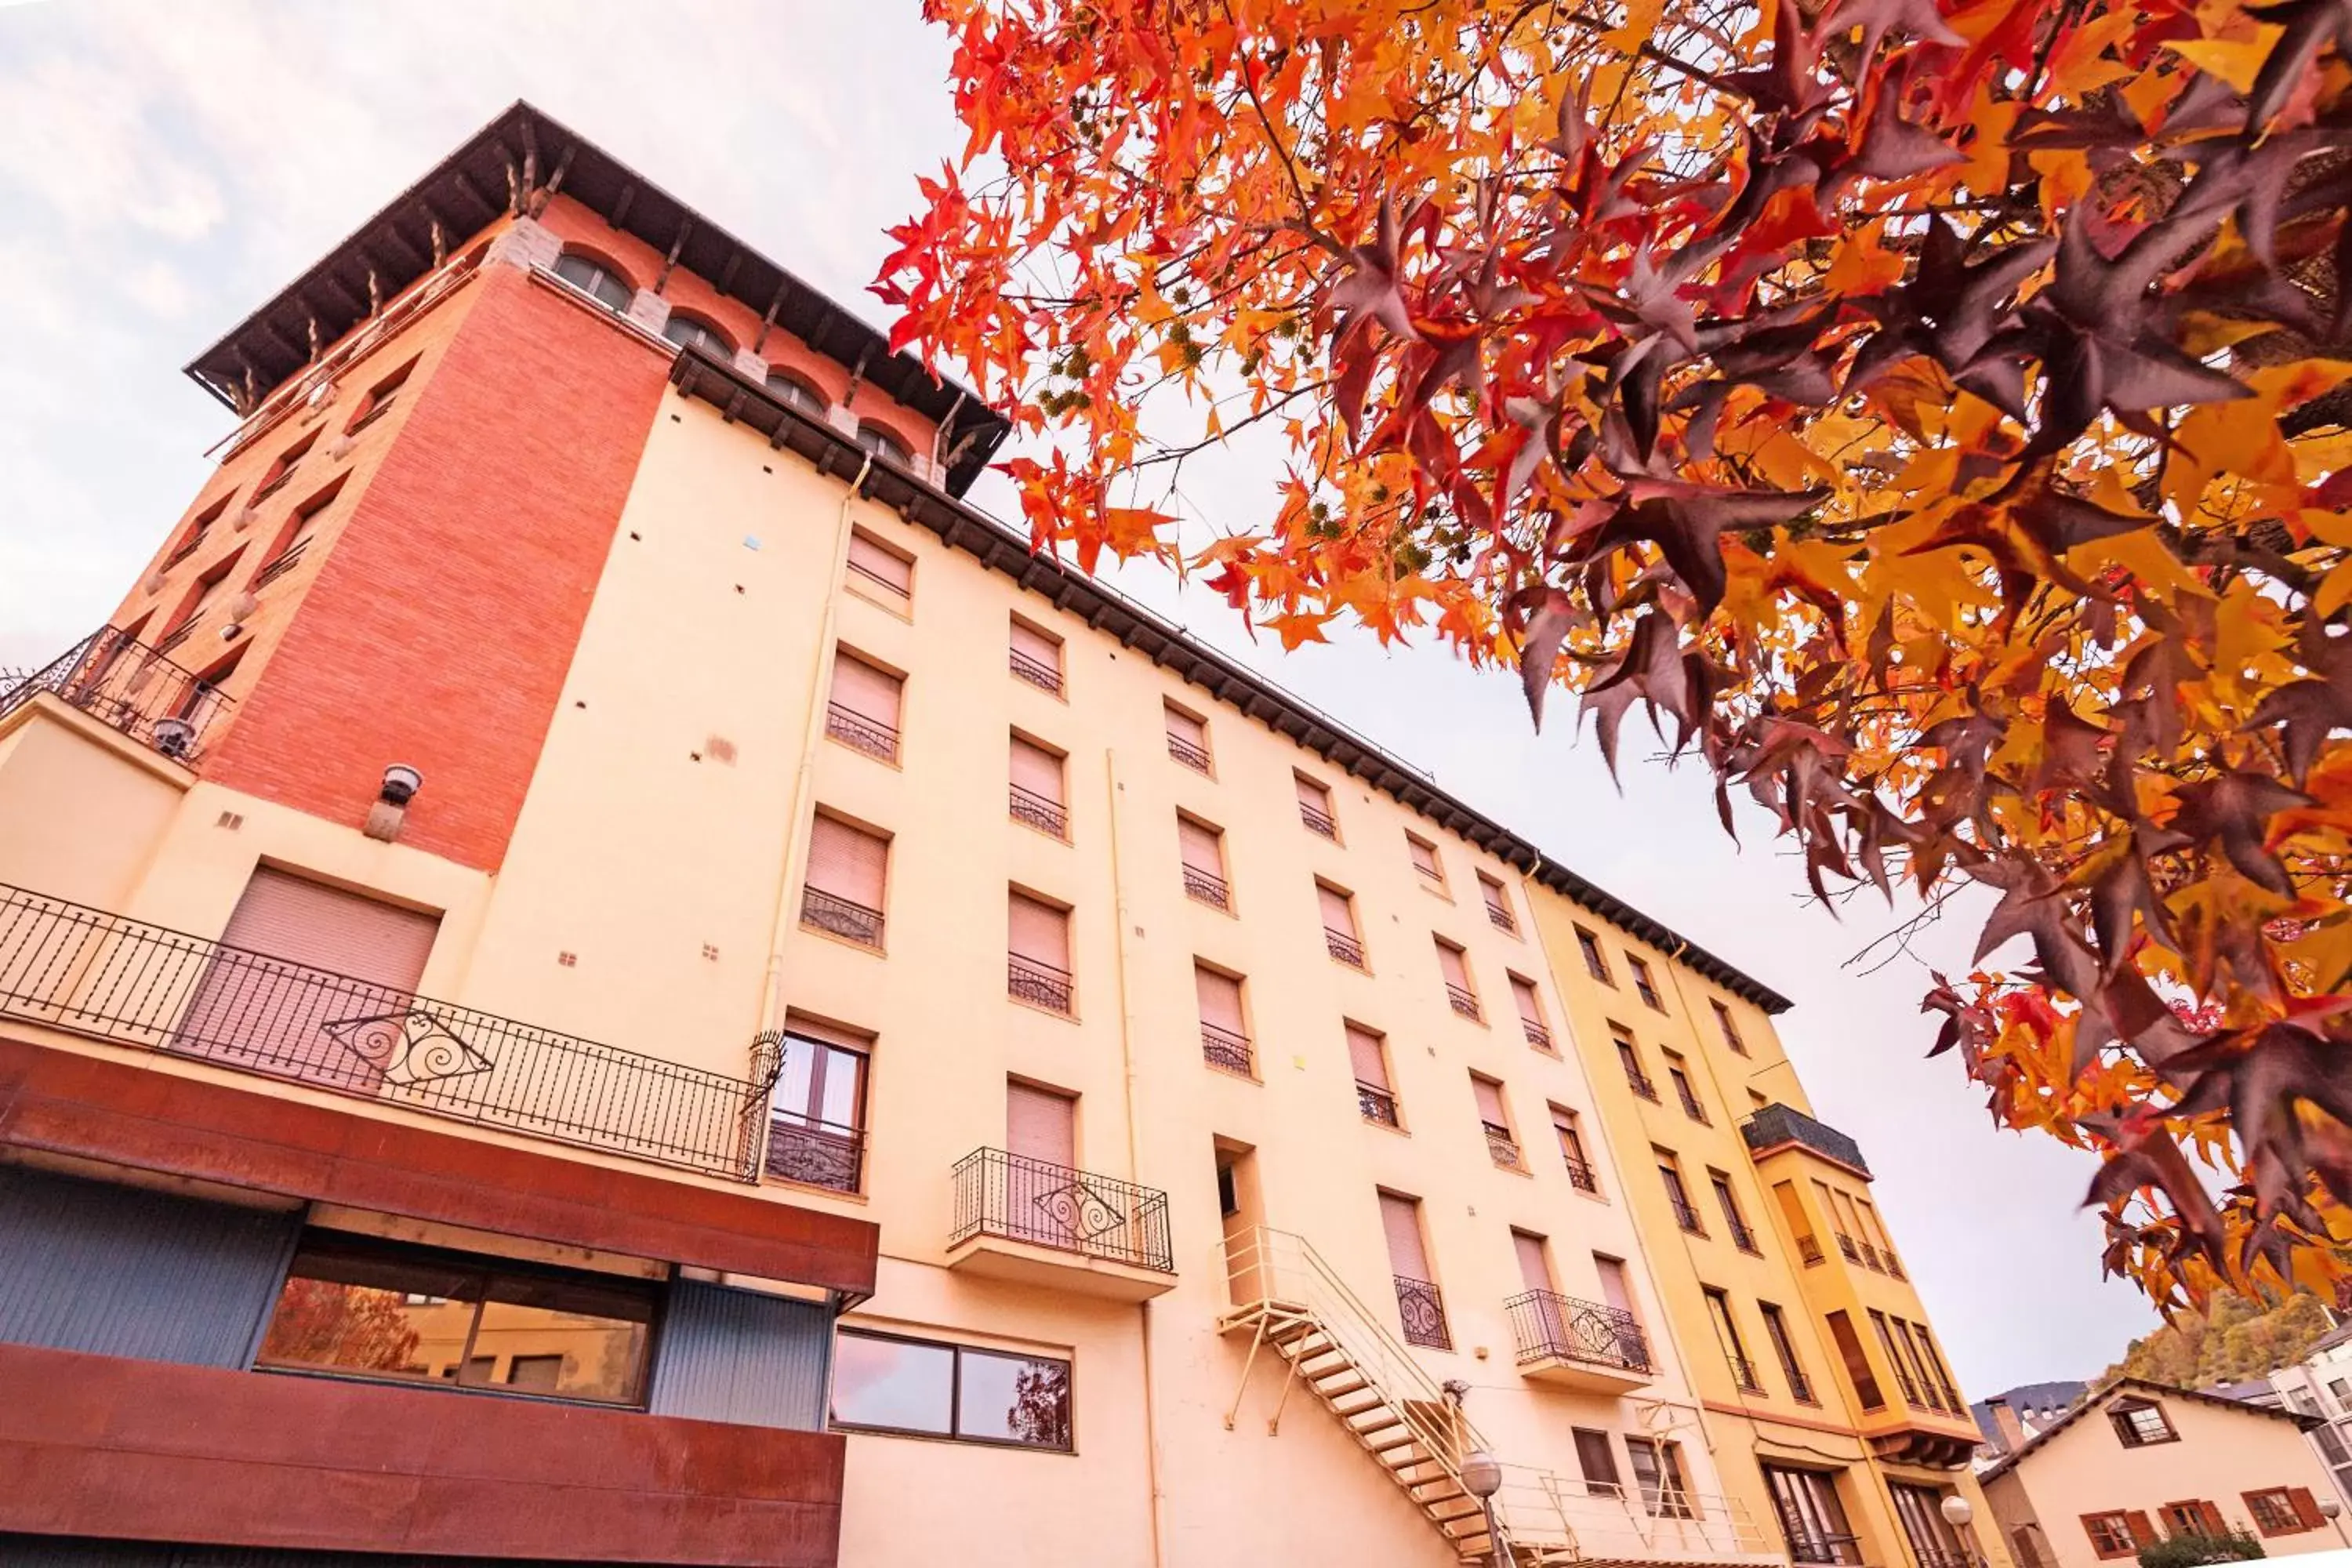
(205, 261, 670, 871)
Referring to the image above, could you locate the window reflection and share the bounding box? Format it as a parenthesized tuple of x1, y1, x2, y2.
(831, 1329, 1073, 1450)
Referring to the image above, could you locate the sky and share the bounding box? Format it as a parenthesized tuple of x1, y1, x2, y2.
(0, 0, 2172, 1393)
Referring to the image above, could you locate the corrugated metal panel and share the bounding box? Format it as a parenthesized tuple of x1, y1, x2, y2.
(648, 1279, 830, 1431)
(0, 1167, 298, 1368)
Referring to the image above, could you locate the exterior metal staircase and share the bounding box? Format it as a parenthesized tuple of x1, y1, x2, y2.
(1218, 1226, 1781, 1568)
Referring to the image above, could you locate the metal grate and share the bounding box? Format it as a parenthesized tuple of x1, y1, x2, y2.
(1482, 1120, 1522, 1168)
(1201, 1021, 1253, 1076)
(1392, 1274, 1451, 1349)
(1008, 648, 1062, 693)
(250, 541, 310, 590)
(765, 1113, 865, 1193)
(950, 1146, 1172, 1271)
(1523, 1018, 1553, 1051)
(1166, 731, 1211, 771)
(1446, 984, 1483, 1022)
(825, 702, 899, 762)
(1729, 1355, 1766, 1394)
(1009, 953, 1073, 1013)
(0, 626, 236, 766)
(1563, 1154, 1599, 1194)
(1625, 1068, 1661, 1102)
(1670, 1198, 1708, 1236)
(1182, 864, 1231, 910)
(1008, 783, 1068, 837)
(1299, 803, 1338, 839)
(801, 887, 885, 949)
(1505, 1290, 1650, 1373)
(1358, 1080, 1399, 1126)
(1325, 927, 1366, 968)
(1485, 901, 1518, 935)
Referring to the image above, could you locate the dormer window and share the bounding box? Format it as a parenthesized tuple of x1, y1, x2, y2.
(857, 424, 913, 466)
(2109, 1399, 2177, 1447)
(552, 252, 633, 312)
(662, 313, 734, 360)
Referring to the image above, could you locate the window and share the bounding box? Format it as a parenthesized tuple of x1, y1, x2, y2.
(1626, 1437, 1696, 1519)
(256, 1232, 652, 1405)
(1010, 617, 1064, 694)
(2159, 1503, 2216, 1541)
(1616, 1025, 1657, 1100)
(1009, 734, 1069, 838)
(1893, 1319, 1950, 1410)
(253, 476, 349, 589)
(1320, 882, 1366, 969)
(1178, 815, 1232, 911)
(802, 815, 888, 948)
(1573, 1428, 1624, 1499)
(1760, 1303, 1815, 1402)
(1296, 773, 1338, 838)
(1890, 1484, 1977, 1568)
(826, 651, 903, 762)
(1824, 1311, 1884, 1410)
(1164, 702, 1211, 771)
(1436, 938, 1480, 1021)
(345, 356, 418, 434)
(1479, 873, 1518, 934)
(1711, 999, 1748, 1054)
(662, 311, 734, 359)
(1915, 1323, 1966, 1413)
(1196, 964, 1252, 1076)
(552, 250, 633, 311)
(1007, 1080, 1077, 1170)
(2242, 1490, 2317, 1536)
(845, 528, 913, 610)
(2288, 1387, 2323, 1416)
(1763, 1465, 1860, 1565)
(766, 370, 825, 412)
(1593, 1254, 1640, 1332)
(1666, 1053, 1708, 1122)
(2110, 1399, 2177, 1447)
(165, 494, 234, 568)
(1512, 975, 1554, 1051)
(1552, 1106, 1599, 1192)
(252, 429, 319, 502)
(832, 1329, 1072, 1450)
(2331, 1377, 2351, 1405)
(2082, 1514, 2141, 1559)
(1406, 833, 1445, 887)
(2313, 1423, 2350, 1467)
(1659, 1153, 1704, 1234)
(1378, 1192, 1448, 1348)
(855, 423, 913, 465)
(1472, 1074, 1520, 1167)
(1348, 1023, 1398, 1126)
(1870, 1309, 1923, 1405)
(1628, 955, 1664, 1011)
(1712, 1173, 1760, 1253)
(1705, 1287, 1762, 1392)
(1008, 891, 1073, 1014)
(1577, 926, 1613, 983)
(767, 1015, 870, 1193)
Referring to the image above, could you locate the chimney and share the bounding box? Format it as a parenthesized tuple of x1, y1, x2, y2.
(1987, 1396, 2027, 1454)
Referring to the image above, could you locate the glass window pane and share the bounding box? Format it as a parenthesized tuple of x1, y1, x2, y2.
(817, 1046, 864, 1130)
(958, 1349, 1072, 1449)
(256, 1243, 481, 1384)
(468, 1275, 651, 1403)
(834, 1332, 955, 1434)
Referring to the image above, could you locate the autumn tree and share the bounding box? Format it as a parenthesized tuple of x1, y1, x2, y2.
(882, 0, 2352, 1308)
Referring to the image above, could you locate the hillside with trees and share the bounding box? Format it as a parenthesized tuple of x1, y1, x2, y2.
(2108, 1292, 2339, 1388)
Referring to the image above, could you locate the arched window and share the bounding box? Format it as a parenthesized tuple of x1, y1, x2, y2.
(767, 371, 825, 412)
(662, 313, 734, 360)
(552, 252, 633, 312)
(856, 424, 913, 466)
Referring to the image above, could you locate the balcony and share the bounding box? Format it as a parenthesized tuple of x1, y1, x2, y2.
(824, 701, 899, 763)
(1727, 1215, 1762, 1254)
(1008, 953, 1073, 1013)
(1326, 926, 1367, 969)
(1675, 1080, 1711, 1122)
(1446, 983, 1483, 1022)
(1563, 1153, 1600, 1194)
(1798, 1233, 1825, 1265)
(1167, 731, 1212, 772)
(0, 883, 779, 1181)
(1835, 1231, 1861, 1262)
(1506, 1290, 1653, 1392)
(1183, 863, 1232, 911)
(1670, 1198, 1707, 1236)
(947, 1146, 1174, 1299)
(1009, 647, 1062, 693)
(764, 1111, 866, 1194)
(1483, 1120, 1523, 1169)
(0, 626, 236, 767)
(1202, 1020, 1254, 1076)
(1626, 1068, 1661, 1102)
(1486, 899, 1518, 935)
(1358, 1080, 1399, 1126)
(1009, 782, 1068, 837)
(1728, 1354, 1766, 1394)
(1523, 1017, 1554, 1051)
(1394, 1273, 1452, 1349)
(1742, 1102, 1872, 1177)
(801, 886, 884, 949)
(1300, 801, 1338, 839)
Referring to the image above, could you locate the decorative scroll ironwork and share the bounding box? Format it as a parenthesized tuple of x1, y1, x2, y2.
(949, 1147, 1174, 1272)
(1835, 1231, 1861, 1262)
(1299, 802, 1338, 839)
(0, 626, 236, 766)
(0, 882, 776, 1181)
(1857, 1240, 1885, 1272)
(1729, 1355, 1766, 1394)
(1625, 1067, 1661, 1102)
(1201, 1021, 1253, 1075)
(1482, 1120, 1522, 1168)
(1325, 927, 1366, 968)
(1166, 732, 1211, 771)
(1505, 1290, 1651, 1374)
(1358, 1080, 1399, 1126)
(1741, 1102, 1873, 1176)
(1009, 783, 1067, 837)
(1522, 1018, 1554, 1051)
(1009, 953, 1073, 1013)
(826, 701, 900, 762)
(801, 887, 885, 948)
(1182, 865, 1231, 910)
(1445, 984, 1482, 1022)
(1485, 900, 1517, 935)
(1392, 1274, 1451, 1350)
(1563, 1154, 1599, 1193)
(766, 1115, 865, 1193)
(1008, 648, 1062, 692)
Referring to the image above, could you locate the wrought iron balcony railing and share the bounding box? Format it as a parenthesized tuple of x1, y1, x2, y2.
(1625, 1068, 1661, 1102)
(1789, 1531, 1866, 1565)
(1858, 1239, 1885, 1272)
(1008, 648, 1062, 693)
(1009, 953, 1073, 1014)
(1522, 1017, 1554, 1051)
(1485, 899, 1518, 935)
(764, 1112, 865, 1193)
(0, 883, 780, 1181)
(1166, 732, 1211, 772)
(1835, 1231, 1861, 1262)
(1728, 1354, 1766, 1394)
(1741, 1102, 1873, 1176)
(1798, 1233, 1825, 1265)
(1182, 864, 1231, 911)
(1787, 1365, 1818, 1403)
(1201, 1020, 1254, 1076)
(1562, 1153, 1599, 1194)
(1727, 1215, 1762, 1254)
(1446, 983, 1483, 1022)
(801, 887, 884, 949)
(1483, 1120, 1523, 1168)
(1670, 1198, 1708, 1236)
(1325, 926, 1366, 969)
(1393, 1273, 1451, 1349)
(949, 1147, 1173, 1272)
(1008, 783, 1068, 838)
(1884, 1250, 1907, 1280)
(1675, 1081, 1711, 1122)
(1357, 1080, 1399, 1126)
(1299, 802, 1338, 839)
(1505, 1290, 1650, 1374)
(825, 702, 899, 763)
(0, 626, 237, 766)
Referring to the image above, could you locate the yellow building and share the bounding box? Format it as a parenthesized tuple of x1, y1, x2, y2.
(0, 100, 1993, 1568)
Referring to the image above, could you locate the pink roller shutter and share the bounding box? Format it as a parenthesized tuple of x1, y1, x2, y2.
(1379, 1193, 1430, 1279)
(1297, 775, 1331, 814)
(1178, 818, 1224, 875)
(1319, 884, 1356, 936)
(1196, 967, 1245, 1033)
(1007, 1081, 1076, 1167)
(1011, 619, 1061, 668)
(1346, 1025, 1388, 1087)
(831, 654, 902, 726)
(1514, 1232, 1554, 1294)
(807, 817, 887, 906)
(1008, 891, 1070, 968)
(176, 868, 441, 1091)
(1472, 1076, 1508, 1124)
(1165, 705, 1207, 749)
(1436, 942, 1472, 990)
(1512, 976, 1544, 1025)
(1595, 1256, 1635, 1316)
(1010, 736, 1063, 800)
(1408, 836, 1439, 876)
(846, 532, 911, 595)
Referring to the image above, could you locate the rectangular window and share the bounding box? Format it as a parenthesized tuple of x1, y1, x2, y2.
(1008, 891, 1073, 1014)
(1593, 1254, 1639, 1327)
(1760, 1302, 1815, 1402)
(1009, 615, 1063, 694)
(1659, 1153, 1704, 1235)
(1666, 1054, 1709, 1123)
(1007, 1080, 1077, 1168)
(256, 1232, 653, 1405)
(1178, 815, 1232, 911)
(1164, 702, 1211, 771)
(1626, 1437, 1696, 1519)
(803, 815, 888, 948)
(1350, 1024, 1398, 1127)
(1573, 1428, 1624, 1498)
(1711, 999, 1748, 1054)
(1296, 773, 1338, 838)
(1472, 1074, 1520, 1168)
(252, 476, 350, 589)
(2082, 1513, 2141, 1559)
(832, 1328, 1073, 1450)
(2159, 1504, 2207, 1541)
(2111, 1399, 2177, 1447)
(1436, 939, 1480, 1021)
(1890, 1483, 1977, 1568)
(827, 651, 903, 762)
(1009, 734, 1069, 838)
(1712, 1173, 1759, 1253)
(767, 1014, 871, 1193)
(1615, 1025, 1657, 1100)
(166, 493, 234, 567)
(1911, 1324, 1962, 1410)
(1196, 964, 1252, 1076)
(1869, 1309, 1923, 1405)
(1320, 882, 1366, 968)
(1824, 1311, 1885, 1410)
(346, 355, 419, 434)
(1892, 1319, 1944, 1410)
(1379, 1191, 1449, 1348)
(1705, 1287, 1760, 1392)
(1406, 833, 1444, 886)
(2242, 1490, 2314, 1536)
(1552, 1106, 1598, 1192)
(1512, 1229, 1555, 1298)
(1775, 1181, 1822, 1264)
(1479, 873, 1518, 934)
(1511, 975, 1554, 1051)
(252, 428, 320, 502)
(1762, 1465, 1860, 1565)
(845, 529, 913, 609)
(1628, 955, 1664, 1011)
(1577, 926, 1613, 984)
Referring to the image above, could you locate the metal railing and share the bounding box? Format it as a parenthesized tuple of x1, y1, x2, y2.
(1675, 1081, 1711, 1122)
(1008, 783, 1068, 837)
(765, 1113, 865, 1193)
(1182, 864, 1231, 910)
(1008, 648, 1062, 693)
(801, 887, 884, 949)
(1798, 1234, 1825, 1265)
(1009, 953, 1073, 1013)
(0, 883, 779, 1181)
(0, 626, 237, 766)
(1166, 731, 1211, 771)
(1299, 802, 1338, 839)
(1835, 1231, 1861, 1262)
(844, 556, 910, 603)
(153, 622, 195, 655)
(250, 462, 301, 504)
(1393, 1273, 1452, 1349)
(1626, 1067, 1661, 1102)
(1728, 1354, 1766, 1394)
(1563, 1153, 1600, 1193)
(1483, 1120, 1523, 1168)
(1201, 1020, 1254, 1075)
(825, 702, 899, 762)
(1446, 983, 1482, 1022)
(165, 530, 207, 568)
(1728, 1214, 1762, 1254)
(1786, 1365, 1818, 1403)
(1485, 901, 1518, 935)
(1790, 1531, 1866, 1564)
(1522, 1017, 1553, 1051)
(1506, 1290, 1651, 1374)
(1325, 926, 1366, 968)
(251, 540, 310, 590)
(951, 1147, 1172, 1272)
(1670, 1198, 1708, 1235)
(1742, 1102, 1873, 1175)
(1358, 1080, 1399, 1126)
(1884, 1250, 1907, 1279)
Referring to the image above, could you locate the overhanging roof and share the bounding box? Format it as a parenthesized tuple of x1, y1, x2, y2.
(184, 100, 1010, 496)
(1976, 1377, 2322, 1483)
(672, 347, 1795, 1014)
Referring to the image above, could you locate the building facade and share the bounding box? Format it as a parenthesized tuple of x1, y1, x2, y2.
(2249, 1319, 2352, 1507)
(1, 102, 1990, 1568)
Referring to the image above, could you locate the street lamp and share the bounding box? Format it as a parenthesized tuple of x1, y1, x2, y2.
(1461, 1447, 1506, 1568)
(1941, 1491, 1981, 1566)
(2321, 1497, 2347, 1551)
